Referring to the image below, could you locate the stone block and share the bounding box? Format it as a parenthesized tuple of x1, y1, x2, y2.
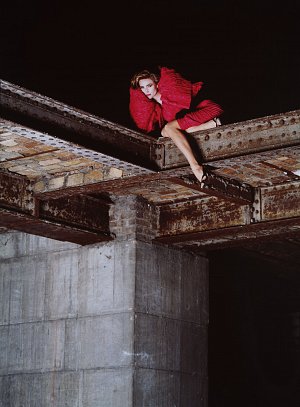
(66, 173, 84, 187)
(1, 257, 46, 324)
(82, 368, 133, 407)
(44, 250, 79, 319)
(181, 255, 209, 325)
(0, 371, 82, 407)
(48, 176, 65, 190)
(84, 169, 104, 183)
(135, 242, 208, 323)
(135, 243, 181, 318)
(64, 313, 134, 370)
(0, 320, 65, 374)
(133, 368, 180, 407)
(77, 242, 135, 316)
(134, 314, 207, 375)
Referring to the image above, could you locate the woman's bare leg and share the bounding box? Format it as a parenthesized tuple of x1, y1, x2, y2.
(161, 120, 205, 184)
(185, 118, 220, 133)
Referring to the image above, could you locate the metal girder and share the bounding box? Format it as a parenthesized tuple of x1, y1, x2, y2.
(0, 171, 34, 213)
(260, 181, 300, 221)
(168, 171, 254, 204)
(1, 80, 299, 173)
(0, 171, 112, 244)
(156, 110, 300, 169)
(156, 182, 300, 242)
(38, 195, 111, 232)
(154, 217, 300, 249)
(0, 80, 158, 170)
(158, 196, 252, 237)
(0, 208, 111, 245)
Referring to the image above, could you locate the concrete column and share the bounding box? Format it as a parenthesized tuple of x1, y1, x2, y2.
(0, 200, 208, 406)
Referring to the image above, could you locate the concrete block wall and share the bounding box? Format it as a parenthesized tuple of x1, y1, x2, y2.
(0, 232, 135, 407)
(133, 242, 208, 406)
(0, 230, 208, 406)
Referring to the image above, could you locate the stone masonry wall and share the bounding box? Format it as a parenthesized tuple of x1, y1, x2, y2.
(0, 228, 208, 406)
(0, 232, 136, 407)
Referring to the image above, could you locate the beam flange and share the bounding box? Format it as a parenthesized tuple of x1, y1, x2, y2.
(156, 182, 300, 242)
(0, 80, 157, 169)
(0, 208, 112, 245)
(154, 217, 300, 249)
(157, 110, 300, 169)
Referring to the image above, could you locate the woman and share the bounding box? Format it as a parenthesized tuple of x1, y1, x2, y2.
(129, 66, 223, 184)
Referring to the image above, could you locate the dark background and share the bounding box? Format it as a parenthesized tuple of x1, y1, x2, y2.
(1, 0, 300, 129)
(1, 1, 300, 405)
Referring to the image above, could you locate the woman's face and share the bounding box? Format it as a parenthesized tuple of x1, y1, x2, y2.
(139, 78, 158, 99)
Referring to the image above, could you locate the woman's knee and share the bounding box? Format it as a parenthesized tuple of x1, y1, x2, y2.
(161, 121, 178, 138)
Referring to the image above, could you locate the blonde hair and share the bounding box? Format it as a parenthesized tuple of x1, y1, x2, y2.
(130, 70, 160, 89)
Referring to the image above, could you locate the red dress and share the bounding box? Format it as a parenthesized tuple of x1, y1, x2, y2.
(129, 67, 223, 133)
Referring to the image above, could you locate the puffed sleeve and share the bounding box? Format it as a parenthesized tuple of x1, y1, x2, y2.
(158, 67, 193, 117)
(129, 88, 160, 133)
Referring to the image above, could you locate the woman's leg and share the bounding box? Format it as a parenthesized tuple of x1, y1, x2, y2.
(185, 118, 221, 133)
(161, 120, 205, 184)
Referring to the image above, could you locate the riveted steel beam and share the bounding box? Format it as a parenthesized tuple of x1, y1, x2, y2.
(0, 171, 34, 214)
(0, 170, 112, 243)
(155, 217, 300, 248)
(0, 208, 111, 245)
(155, 182, 300, 244)
(0, 80, 158, 170)
(38, 195, 111, 233)
(2, 80, 299, 173)
(157, 110, 300, 169)
(158, 196, 252, 237)
(168, 171, 254, 205)
(260, 181, 300, 221)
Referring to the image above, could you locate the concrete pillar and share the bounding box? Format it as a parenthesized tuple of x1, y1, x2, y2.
(0, 197, 208, 406)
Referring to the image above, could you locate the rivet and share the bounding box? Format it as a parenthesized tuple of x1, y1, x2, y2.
(217, 133, 222, 139)
(279, 119, 285, 125)
(281, 133, 286, 137)
(205, 135, 210, 141)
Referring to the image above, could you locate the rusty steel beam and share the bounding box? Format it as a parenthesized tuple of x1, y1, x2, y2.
(158, 196, 251, 237)
(260, 181, 300, 221)
(2, 80, 299, 173)
(38, 195, 111, 233)
(0, 80, 158, 170)
(156, 182, 300, 243)
(0, 208, 111, 245)
(0, 170, 112, 243)
(154, 217, 300, 248)
(0, 171, 34, 213)
(168, 171, 254, 204)
(156, 110, 300, 169)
